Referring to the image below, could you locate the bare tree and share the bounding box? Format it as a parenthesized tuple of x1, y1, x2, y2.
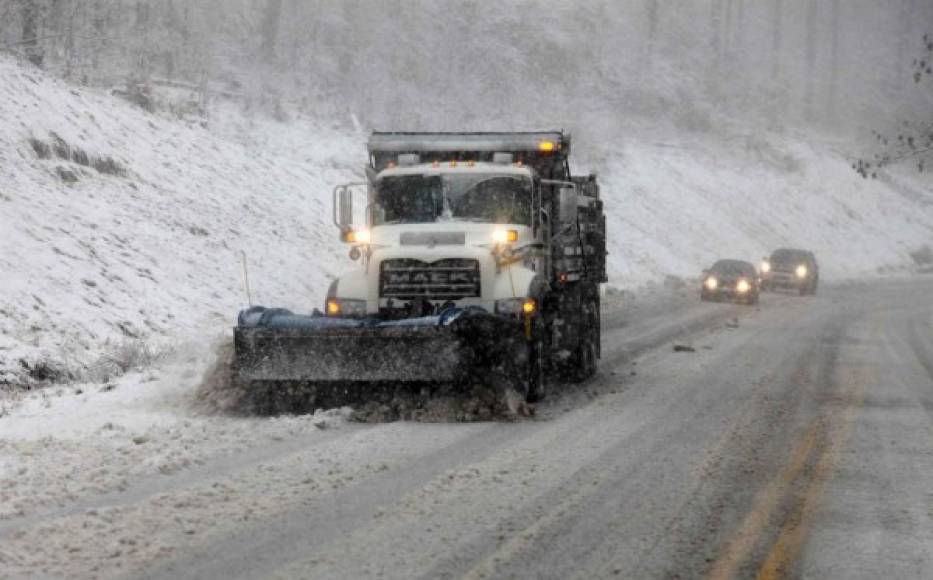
(260, 0, 283, 63)
(804, 0, 818, 120)
(645, 0, 659, 71)
(827, 0, 840, 123)
(771, 0, 783, 80)
(856, 34, 933, 177)
(896, 0, 915, 89)
(1, 0, 925, 135)
(722, 0, 733, 56)
(63, 0, 75, 78)
(284, 0, 304, 70)
(722, 0, 744, 81)
(18, 0, 41, 65)
(708, 0, 724, 96)
(733, 0, 744, 59)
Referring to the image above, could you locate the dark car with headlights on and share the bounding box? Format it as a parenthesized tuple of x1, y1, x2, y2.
(700, 259, 760, 305)
(760, 248, 819, 295)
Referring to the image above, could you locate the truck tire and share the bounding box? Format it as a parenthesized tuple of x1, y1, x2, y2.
(525, 331, 548, 403)
(570, 311, 599, 383)
(574, 334, 598, 382)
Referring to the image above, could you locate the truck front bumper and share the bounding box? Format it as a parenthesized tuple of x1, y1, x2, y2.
(233, 307, 527, 384)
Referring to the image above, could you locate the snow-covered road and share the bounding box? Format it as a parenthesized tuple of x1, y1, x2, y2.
(2, 279, 933, 579)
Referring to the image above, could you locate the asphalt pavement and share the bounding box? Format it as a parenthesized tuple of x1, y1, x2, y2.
(5, 279, 933, 580)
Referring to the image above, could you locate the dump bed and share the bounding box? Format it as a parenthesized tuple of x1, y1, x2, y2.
(368, 131, 571, 180)
(553, 174, 607, 284)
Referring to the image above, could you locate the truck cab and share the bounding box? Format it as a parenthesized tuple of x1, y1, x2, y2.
(329, 159, 547, 320)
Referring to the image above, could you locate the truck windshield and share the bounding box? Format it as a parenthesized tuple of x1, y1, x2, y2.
(374, 173, 532, 226)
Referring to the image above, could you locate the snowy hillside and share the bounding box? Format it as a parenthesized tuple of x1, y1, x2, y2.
(596, 131, 933, 283)
(1, 55, 932, 386)
(0, 56, 359, 385)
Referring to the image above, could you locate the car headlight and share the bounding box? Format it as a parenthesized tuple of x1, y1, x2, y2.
(795, 265, 808, 278)
(496, 298, 536, 316)
(736, 279, 751, 293)
(325, 298, 367, 318)
(760, 261, 771, 273)
(705, 277, 718, 290)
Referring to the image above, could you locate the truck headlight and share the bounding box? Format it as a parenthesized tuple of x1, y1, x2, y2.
(736, 279, 751, 293)
(496, 298, 536, 316)
(346, 229, 371, 244)
(325, 298, 367, 318)
(705, 277, 718, 290)
(760, 261, 771, 273)
(795, 265, 808, 278)
(492, 229, 519, 244)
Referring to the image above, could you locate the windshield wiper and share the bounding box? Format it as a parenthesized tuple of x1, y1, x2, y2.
(443, 217, 490, 223)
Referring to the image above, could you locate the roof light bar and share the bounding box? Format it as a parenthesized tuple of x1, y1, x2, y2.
(368, 132, 568, 154)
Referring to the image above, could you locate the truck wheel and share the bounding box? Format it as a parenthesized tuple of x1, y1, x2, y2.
(525, 316, 550, 402)
(565, 303, 599, 383)
(569, 315, 599, 383)
(574, 335, 598, 382)
(526, 334, 548, 403)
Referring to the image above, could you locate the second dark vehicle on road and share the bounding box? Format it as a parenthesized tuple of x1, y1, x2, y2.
(700, 259, 761, 305)
(760, 248, 819, 295)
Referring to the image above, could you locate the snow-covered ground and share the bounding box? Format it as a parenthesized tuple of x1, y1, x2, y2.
(1, 52, 932, 388)
(0, 337, 351, 521)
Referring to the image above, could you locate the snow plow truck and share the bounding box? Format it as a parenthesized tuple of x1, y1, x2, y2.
(233, 131, 607, 406)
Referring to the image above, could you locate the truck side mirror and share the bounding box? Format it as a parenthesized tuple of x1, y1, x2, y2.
(336, 186, 353, 230)
(559, 185, 578, 224)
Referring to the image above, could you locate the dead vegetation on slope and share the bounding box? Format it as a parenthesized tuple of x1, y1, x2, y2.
(29, 131, 126, 182)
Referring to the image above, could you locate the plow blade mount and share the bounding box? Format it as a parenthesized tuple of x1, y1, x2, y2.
(233, 306, 524, 384)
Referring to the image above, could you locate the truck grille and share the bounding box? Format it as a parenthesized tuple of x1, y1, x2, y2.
(380, 259, 480, 300)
